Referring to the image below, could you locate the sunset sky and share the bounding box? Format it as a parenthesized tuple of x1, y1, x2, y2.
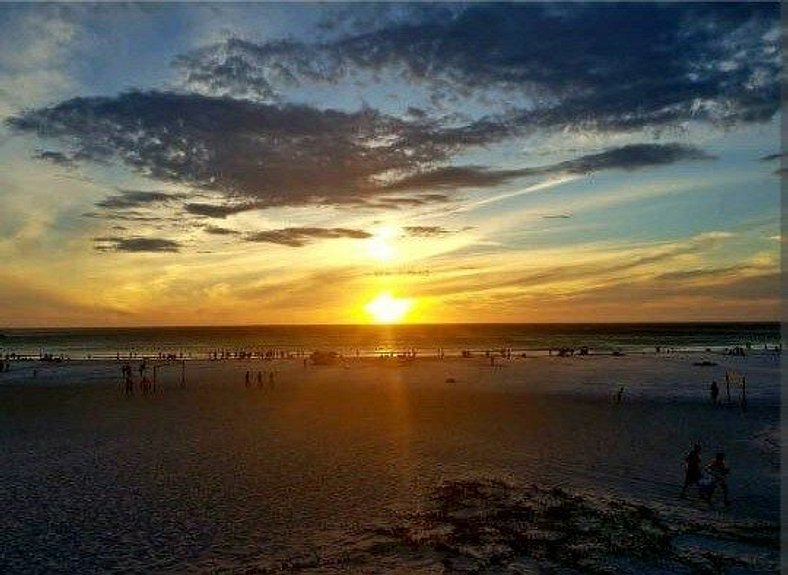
(0, 3, 781, 326)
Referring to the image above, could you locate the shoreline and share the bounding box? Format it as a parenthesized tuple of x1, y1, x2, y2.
(1, 345, 782, 361)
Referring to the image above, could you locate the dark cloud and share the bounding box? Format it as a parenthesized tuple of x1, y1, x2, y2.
(759, 153, 783, 162)
(552, 144, 715, 174)
(95, 189, 180, 209)
(8, 91, 459, 210)
(82, 210, 180, 223)
(387, 144, 714, 192)
(542, 214, 572, 220)
(184, 202, 261, 218)
(33, 150, 75, 168)
(178, 4, 779, 130)
(244, 227, 371, 247)
(93, 236, 182, 253)
(384, 166, 526, 191)
(5, 3, 775, 225)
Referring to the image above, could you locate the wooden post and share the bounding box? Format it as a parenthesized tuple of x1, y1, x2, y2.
(741, 376, 746, 411)
(725, 372, 731, 403)
(181, 360, 186, 387)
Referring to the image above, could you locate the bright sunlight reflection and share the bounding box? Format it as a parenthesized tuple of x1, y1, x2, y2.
(365, 292, 413, 324)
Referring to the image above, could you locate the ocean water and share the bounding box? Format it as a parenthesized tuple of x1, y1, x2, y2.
(0, 322, 780, 359)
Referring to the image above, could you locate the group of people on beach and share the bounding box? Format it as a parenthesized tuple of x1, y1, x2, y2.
(121, 362, 153, 395)
(211, 349, 302, 361)
(120, 360, 186, 395)
(681, 444, 730, 507)
(245, 370, 275, 390)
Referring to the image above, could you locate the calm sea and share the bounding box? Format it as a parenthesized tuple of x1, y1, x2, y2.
(0, 323, 780, 359)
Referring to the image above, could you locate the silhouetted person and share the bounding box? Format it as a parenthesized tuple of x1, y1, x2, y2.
(141, 375, 151, 395)
(710, 380, 719, 404)
(615, 386, 624, 405)
(681, 444, 702, 498)
(245, 370, 251, 388)
(705, 452, 731, 506)
(268, 371, 275, 389)
(256, 371, 263, 389)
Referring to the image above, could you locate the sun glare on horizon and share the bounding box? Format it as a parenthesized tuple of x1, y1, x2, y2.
(365, 292, 413, 324)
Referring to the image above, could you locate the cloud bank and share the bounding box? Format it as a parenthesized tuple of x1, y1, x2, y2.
(3, 3, 778, 250)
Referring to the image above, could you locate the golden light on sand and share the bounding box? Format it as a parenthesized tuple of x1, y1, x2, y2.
(367, 226, 397, 261)
(365, 292, 413, 323)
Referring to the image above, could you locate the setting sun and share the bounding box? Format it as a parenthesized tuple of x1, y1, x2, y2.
(364, 292, 413, 323)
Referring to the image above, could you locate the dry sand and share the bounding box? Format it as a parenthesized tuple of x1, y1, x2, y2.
(0, 353, 779, 573)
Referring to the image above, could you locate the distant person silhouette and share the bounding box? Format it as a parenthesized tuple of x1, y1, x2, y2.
(680, 444, 702, 498)
(141, 375, 151, 395)
(615, 386, 624, 405)
(705, 452, 731, 506)
(710, 380, 719, 404)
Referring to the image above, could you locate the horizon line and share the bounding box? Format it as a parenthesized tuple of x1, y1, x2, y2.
(1, 320, 781, 331)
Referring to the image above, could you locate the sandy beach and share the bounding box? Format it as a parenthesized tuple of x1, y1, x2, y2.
(0, 353, 779, 573)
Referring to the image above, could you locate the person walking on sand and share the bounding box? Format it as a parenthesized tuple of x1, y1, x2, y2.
(615, 386, 624, 405)
(256, 371, 263, 389)
(710, 380, 719, 404)
(705, 452, 731, 506)
(268, 370, 275, 389)
(680, 444, 702, 498)
(245, 370, 251, 388)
